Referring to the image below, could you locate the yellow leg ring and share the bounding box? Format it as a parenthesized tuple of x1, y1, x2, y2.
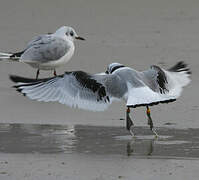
(147, 108, 150, 114)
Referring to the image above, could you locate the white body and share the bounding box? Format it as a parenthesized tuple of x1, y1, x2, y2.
(0, 26, 84, 72)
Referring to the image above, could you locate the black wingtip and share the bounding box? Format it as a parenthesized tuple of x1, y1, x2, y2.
(168, 61, 191, 74)
(9, 75, 19, 83)
(15, 87, 22, 92)
(13, 85, 26, 96)
(10, 75, 36, 96)
(9, 74, 55, 84)
(9, 75, 39, 83)
(10, 51, 24, 58)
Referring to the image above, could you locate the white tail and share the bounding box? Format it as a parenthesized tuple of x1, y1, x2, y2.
(0, 52, 19, 61)
(0, 52, 12, 56)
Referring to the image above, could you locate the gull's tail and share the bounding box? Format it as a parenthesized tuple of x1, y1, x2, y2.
(0, 51, 23, 61)
(0, 52, 12, 61)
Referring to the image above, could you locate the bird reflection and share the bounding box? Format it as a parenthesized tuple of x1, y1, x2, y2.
(126, 139, 155, 157)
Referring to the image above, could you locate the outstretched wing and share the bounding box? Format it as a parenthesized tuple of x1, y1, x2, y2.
(10, 71, 125, 111)
(126, 62, 191, 107)
(20, 35, 70, 63)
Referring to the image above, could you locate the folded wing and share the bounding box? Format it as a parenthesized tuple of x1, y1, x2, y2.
(20, 35, 70, 63)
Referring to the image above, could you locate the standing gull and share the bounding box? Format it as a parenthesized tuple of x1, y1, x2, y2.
(0, 26, 85, 79)
(9, 61, 191, 136)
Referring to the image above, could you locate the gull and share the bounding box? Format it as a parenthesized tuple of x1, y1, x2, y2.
(0, 26, 85, 79)
(9, 61, 191, 136)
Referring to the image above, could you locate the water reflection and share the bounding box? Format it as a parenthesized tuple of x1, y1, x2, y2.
(126, 139, 154, 156)
(0, 123, 198, 158)
(0, 124, 76, 153)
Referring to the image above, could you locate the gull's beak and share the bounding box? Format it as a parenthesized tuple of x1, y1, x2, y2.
(75, 36, 85, 40)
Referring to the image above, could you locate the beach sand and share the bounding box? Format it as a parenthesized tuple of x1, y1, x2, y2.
(0, 0, 199, 179)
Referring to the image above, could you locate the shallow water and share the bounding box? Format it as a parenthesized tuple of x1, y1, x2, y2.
(0, 123, 198, 159)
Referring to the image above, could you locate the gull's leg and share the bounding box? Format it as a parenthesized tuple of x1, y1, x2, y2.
(126, 107, 135, 136)
(53, 69, 57, 77)
(36, 69, 40, 80)
(146, 106, 158, 137)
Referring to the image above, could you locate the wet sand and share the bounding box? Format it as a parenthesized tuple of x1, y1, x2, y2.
(1, 153, 199, 180)
(0, 123, 199, 158)
(0, 124, 199, 179)
(0, 0, 199, 179)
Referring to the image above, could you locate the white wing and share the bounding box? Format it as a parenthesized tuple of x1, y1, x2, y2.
(127, 62, 191, 107)
(126, 85, 176, 107)
(10, 71, 117, 111)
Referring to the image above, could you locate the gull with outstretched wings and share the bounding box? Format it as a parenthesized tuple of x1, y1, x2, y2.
(10, 61, 191, 136)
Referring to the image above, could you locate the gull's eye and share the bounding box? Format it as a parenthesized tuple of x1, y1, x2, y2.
(70, 31, 74, 36)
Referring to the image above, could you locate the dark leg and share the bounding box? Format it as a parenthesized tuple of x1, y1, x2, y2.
(126, 107, 134, 136)
(146, 106, 158, 137)
(53, 69, 57, 76)
(36, 69, 40, 80)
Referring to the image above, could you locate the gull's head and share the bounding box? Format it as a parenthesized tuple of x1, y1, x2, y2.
(54, 26, 85, 41)
(105, 63, 125, 74)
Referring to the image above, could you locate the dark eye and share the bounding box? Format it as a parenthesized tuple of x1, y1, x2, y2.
(70, 31, 74, 36)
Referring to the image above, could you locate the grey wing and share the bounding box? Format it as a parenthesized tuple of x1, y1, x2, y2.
(10, 72, 126, 111)
(26, 34, 47, 48)
(140, 65, 169, 94)
(126, 66, 174, 107)
(93, 73, 127, 99)
(20, 35, 70, 63)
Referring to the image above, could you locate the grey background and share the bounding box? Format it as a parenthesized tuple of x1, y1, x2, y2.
(0, 0, 197, 128)
(0, 1, 199, 180)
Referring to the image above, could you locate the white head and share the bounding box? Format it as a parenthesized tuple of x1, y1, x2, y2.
(105, 63, 125, 74)
(54, 26, 85, 41)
